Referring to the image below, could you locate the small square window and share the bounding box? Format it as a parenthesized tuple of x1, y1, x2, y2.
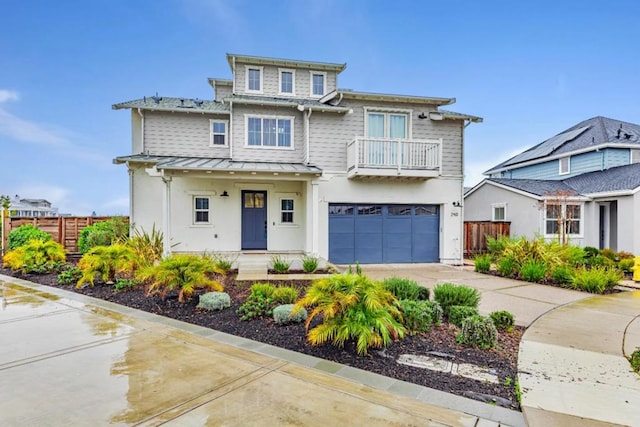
(281, 199, 294, 223)
(492, 204, 506, 221)
(194, 197, 210, 224)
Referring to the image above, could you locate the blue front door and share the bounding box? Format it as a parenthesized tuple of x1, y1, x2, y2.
(242, 190, 267, 250)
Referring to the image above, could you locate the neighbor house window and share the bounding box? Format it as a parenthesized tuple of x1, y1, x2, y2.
(210, 120, 228, 146)
(310, 71, 326, 96)
(246, 116, 293, 148)
(279, 69, 295, 95)
(631, 149, 640, 164)
(545, 203, 581, 236)
(281, 199, 294, 223)
(194, 197, 210, 224)
(246, 66, 263, 93)
(559, 156, 570, 175)
(492, 203, 506, 221)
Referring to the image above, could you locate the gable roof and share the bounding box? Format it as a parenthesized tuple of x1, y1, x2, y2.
(485, 116, 640, 174)
(469, 163, 640, 200)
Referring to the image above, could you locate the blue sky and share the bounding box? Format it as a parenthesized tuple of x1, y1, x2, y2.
(1, 0, 639, 215)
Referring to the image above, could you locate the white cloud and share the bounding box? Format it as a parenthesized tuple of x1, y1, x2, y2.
(0, 90, 19, 103)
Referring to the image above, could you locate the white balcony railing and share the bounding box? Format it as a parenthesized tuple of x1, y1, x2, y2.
(346, 137, 442, 179)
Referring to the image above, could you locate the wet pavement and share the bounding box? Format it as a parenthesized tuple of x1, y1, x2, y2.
(0, 275, 523, 426)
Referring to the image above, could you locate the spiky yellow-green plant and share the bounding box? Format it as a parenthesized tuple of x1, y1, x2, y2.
(136, 254, 223, 302)
(77, 244, 138, 287)
(123, 225, 164, 268)
(294, 273, 406, 356)
(3, 238, 66, 273)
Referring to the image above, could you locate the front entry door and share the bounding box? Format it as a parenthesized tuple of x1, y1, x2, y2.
(242, 190, 267, 250)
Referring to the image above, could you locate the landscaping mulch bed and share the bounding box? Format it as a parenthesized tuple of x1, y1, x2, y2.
(1, 267, 522, 409)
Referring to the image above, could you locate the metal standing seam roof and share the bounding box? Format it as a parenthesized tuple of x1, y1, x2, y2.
(112, 97, 230, 114)
(114, 155, 323, 174)
(225, 94, 351, 112)
(485, 116, 640, 174)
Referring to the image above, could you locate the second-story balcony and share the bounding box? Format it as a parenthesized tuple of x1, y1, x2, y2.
(346, 137, 441, 180)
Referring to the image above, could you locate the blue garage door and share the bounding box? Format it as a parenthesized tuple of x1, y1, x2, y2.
(328, 204, 439, 264)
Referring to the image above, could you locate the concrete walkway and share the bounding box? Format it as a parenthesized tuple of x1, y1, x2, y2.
(0, 275, 523, 427)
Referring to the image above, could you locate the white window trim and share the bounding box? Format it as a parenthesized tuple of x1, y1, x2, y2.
(559, 156, 571, 175)
(244, 114, 295, 150)
(543, 201, 583, 238)
(245, 65, 264, 94)
(309, 71, 327, 98)
(491, 203, 507, 221)
(631, 149, 640, 164)
(363, 107, 413, 139)
(209, 119, 229, 147)
(279, 197, 296, 225)
(278, 68, 296, 96)
(193, 195, 212, 226)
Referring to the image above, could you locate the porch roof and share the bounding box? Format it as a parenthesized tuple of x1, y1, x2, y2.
(114, 154, 323, 175)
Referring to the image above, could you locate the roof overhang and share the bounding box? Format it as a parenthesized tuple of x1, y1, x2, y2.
(226, 96, 351, 113)
(207, 78, 233, 89)
(114, 155, 323, 177)
(338, 90, 455, 106)
(227, 53, 347, 73)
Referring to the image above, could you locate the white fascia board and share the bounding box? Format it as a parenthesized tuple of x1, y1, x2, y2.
(583, 190, 635, 198)
(482, 180, 544, 200)
(463, 179, 488, 198)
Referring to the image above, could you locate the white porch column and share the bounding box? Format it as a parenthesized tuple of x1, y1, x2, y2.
(162, 175, 172, 257)
(305, 180, 320, 254)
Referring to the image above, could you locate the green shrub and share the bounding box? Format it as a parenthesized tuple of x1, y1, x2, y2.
(272, 286, 298, 304)
(423, 300, 444, 324)
(618, 258, 635, 274)
(57, 264, 82, 285)
(3, 239, 66, 273)
(114, 278, 137, 291)
(270, 255, 290, 273)
(237, 283, 277, 320)
(457, 315, 498, 349)
(383, 277, 428, 301)
(583, 246, 600, 259)
(570, 266, 617, 293)
(197, 292, 231, 311)
(559, 245, 586, 266)
(551, 264, 574, 284)
(474, 254, 492, 273)
(125, 225, 163, 268)
(519, 259, 547, 282)
(433, 283, 481, 318)
(295, 273, 406, 355)
(77, 217, 129, 254)
(600, 248, 617, 261)
(250, 282, 276, 298)
(630, 348, 640, 373)
(207, 252, 235, 274)
(490, 310, 515, 331)
(604, 267, 623, 288)
(448, 305, 479, 327)
(136, 253, 223, 302)
(497, 256, 517, 277)
(78, 244, 138, 287)
(617, 251, 635, 260)
(8, 224, 51, 250)
(273, 304, 307, 325)
(301, 255, 319, 273)
(486, 235, 510, 257)
(399, 299, 434, 334)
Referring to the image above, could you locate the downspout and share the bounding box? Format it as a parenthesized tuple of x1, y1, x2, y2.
(137, 108, 145, 153)
(161, 173, 172, 256)
(127, 162, 134, 235)
(229, 100, 233, 159)
(305, 108, 313, 164)
(459, 120, 470, 265)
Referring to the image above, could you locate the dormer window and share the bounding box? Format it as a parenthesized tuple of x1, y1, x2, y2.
(310, 71, 326, 97)
(279, 69, 295, 95)
(559, 156, 570, 175)
(246, 66, 263, 93)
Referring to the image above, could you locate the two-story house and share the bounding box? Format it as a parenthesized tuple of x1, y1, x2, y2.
(465, 116, 640, 253)
(8, 195, 60, 217)
(114, 53, 481, 264)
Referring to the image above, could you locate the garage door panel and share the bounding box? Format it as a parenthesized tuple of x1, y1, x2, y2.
(355, 233, 383, 263)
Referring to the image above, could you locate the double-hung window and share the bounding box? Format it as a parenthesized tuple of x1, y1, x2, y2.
(279, 69, 295, 95)
(545, 203, 581, 236)
(310, 71, 326, 97)
(280, 199, 294, 224)
(246, 66, 263, 93)
(247, 116, 293, 148)
(210, 120, 228, 146)
(492, 203, 506, 221)
(194, 196, 210, 224)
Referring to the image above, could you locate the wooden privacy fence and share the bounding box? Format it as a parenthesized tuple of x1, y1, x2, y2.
(2, 216, 129, 254)
(464, 221, 510, 257)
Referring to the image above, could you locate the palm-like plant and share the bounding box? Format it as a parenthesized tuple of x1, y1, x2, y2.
(3, 238, 66, 273)
(77, 244, 138, 287)
(123, 225, 164, 268)
(294, 273, 406, 356)
(136, 254, 224, 302)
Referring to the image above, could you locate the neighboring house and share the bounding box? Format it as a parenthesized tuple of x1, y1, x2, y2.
(465, 116, 640, 253)
(114, 53, 481, 264)
(8, 195, 60, 217)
